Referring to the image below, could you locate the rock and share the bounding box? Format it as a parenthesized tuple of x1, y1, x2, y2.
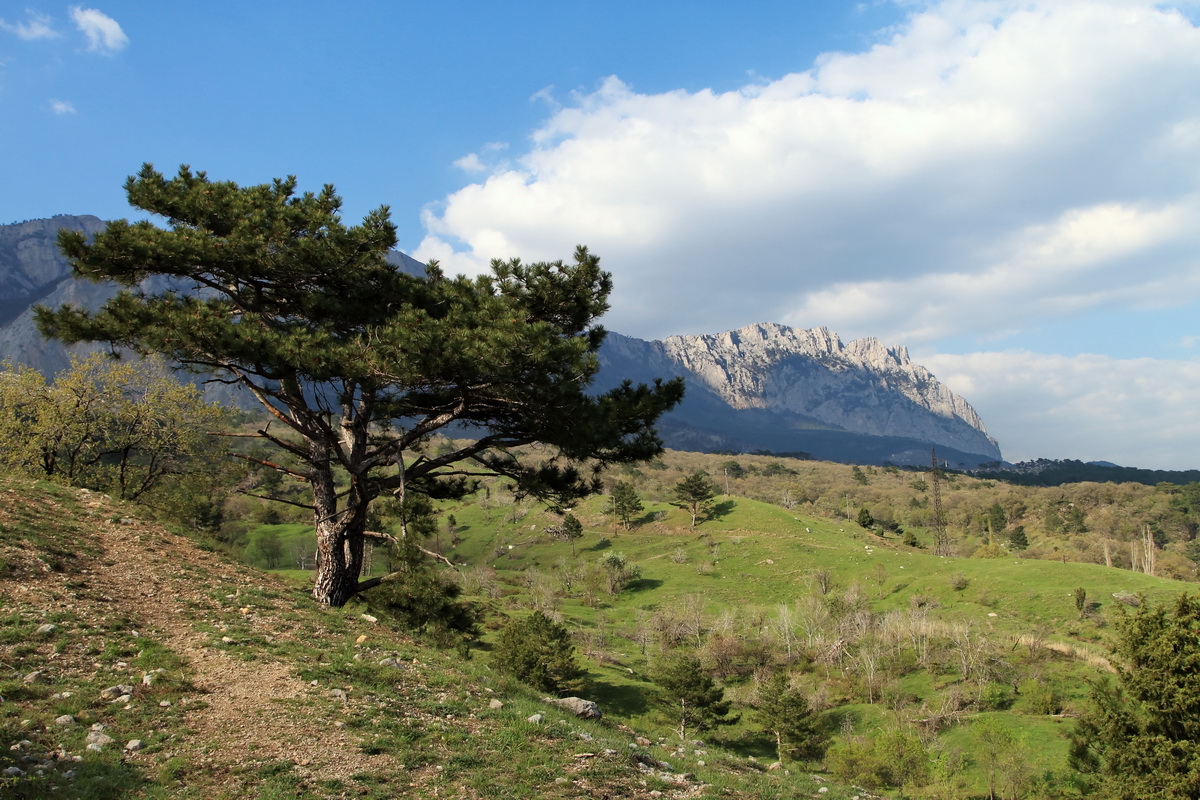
(379, 657, 402, 668)
(633, 753, 673, 772)
(526, 714, 543, 724)
(488, 699, 504, 710)
(85, 732, 114, 748)
(3, 766, 24, 777)
(818, 788, 829, 794)
(86, 743, 104, 753)
(355, 634, 367, 644)
(36, 623, 57, 636)
(360, 613, 378, 624)
(578, 732, 594, 742)
(53, 715, 75, 727)
(768, 761, 782, 771)
(545, 697, 602, 719)
(100, 685, 134, 700)
(22, 670, 46, 685)
(125, 740, 145, 752)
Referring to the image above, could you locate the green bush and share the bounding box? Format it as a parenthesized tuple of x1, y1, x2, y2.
(1017, 678, 1061, 715)
(491, 612, 584, 694)
(979, 681, 1015, 711)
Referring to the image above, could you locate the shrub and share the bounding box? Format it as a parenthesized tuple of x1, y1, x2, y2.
(370, 540, 480, 648)
(1017, 678, 1061, 715)
(978, 681, 1014, 711)
(492, 611, 584, 694)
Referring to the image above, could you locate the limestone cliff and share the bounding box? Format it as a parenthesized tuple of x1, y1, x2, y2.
(598, 324, 1001, 467)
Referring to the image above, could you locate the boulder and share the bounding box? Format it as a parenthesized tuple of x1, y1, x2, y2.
(545, 697, 602, 719)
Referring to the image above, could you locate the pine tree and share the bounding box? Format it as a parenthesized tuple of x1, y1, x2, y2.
(492, 611, 584, 694)
(1070, 593, 1200, 799)
(609, 480, 643, 530)
(38, 165, 684, 606)
(672, 471, 716, 528)
(653, 652, 734, 740)
(754, 671, 826, 764)
(560, 512, 583, 557)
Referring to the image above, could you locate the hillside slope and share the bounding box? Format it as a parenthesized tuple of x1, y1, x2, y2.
(0, 479, 836, 799)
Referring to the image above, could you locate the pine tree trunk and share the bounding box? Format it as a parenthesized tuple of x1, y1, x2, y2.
(309, 452, 368, 607)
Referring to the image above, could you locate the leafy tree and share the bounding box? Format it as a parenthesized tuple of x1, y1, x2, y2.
(245, 529, 284, 569)
(874, 725, 930, 798)
(974, 716, 1019, 800)
(672, 471, 716, 528)
(1074, 586, 1088, 619)
(598, 551, 641, 594)
(1070, 593, 1200, 799)
(0, 353, 227, 500)
(851, 465, 869, 485)
(653, 652, 735, 740)
(492, 611, 583, 694)
(754, 671, 826, 764)
(827, 728, 928, 795)
(609, 480, 643, 530)
(39, 165, 683, 606)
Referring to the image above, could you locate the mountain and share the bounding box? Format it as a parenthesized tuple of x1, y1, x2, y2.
(597, 323, 1001, 468)
(0, 214, 426, 376)
(0, 216, 999, 467)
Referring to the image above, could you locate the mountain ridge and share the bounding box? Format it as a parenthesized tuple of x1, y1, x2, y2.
(1, 215, 1000, 468)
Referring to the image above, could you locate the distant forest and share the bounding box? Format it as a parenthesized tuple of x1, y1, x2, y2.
(967, 458, 1200, 487)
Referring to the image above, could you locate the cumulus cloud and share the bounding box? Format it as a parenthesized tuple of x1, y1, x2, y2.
(70, 6, 127, 54)
(49, 99, 76, 115)
(415, 0, 1200, 343)
(921, 350, 1200, 470)
(0, 11, 58, 40)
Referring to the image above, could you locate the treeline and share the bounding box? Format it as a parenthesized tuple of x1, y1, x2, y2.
(968, 458, 1200, 487)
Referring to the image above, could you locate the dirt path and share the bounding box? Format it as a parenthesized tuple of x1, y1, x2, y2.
(6, 489, 396, 789)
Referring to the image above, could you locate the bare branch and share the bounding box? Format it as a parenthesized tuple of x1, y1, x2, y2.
(232, 452, 309, 480)
(242, 491, 315, 511)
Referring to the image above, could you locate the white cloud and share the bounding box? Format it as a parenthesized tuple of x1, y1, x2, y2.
(417, 0, 1200, 344)
(49, 99, 76, 115)
(0, 11, 58, 40)
(453, 153, 486, 173)
(921, 350, 1200, 470)
(70, 6, 127, 54)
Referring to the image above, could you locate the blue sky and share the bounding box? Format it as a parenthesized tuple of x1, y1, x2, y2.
(4, 1, 1200, 469)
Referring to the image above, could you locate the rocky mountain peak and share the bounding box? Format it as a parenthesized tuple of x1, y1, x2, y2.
(634, 322, 999, 465)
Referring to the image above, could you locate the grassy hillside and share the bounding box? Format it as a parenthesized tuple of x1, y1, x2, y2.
(0, 477, 852, 799)
(224, 448, 1195, 799)
(4, 441, 1196, 799)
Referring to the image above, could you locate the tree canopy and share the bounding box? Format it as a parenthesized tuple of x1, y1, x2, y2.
(1070, 593, 1200, 799)
(0, 353, 226, 501)
(672, 471, 716, 528)
(38, 164, 684, 606)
